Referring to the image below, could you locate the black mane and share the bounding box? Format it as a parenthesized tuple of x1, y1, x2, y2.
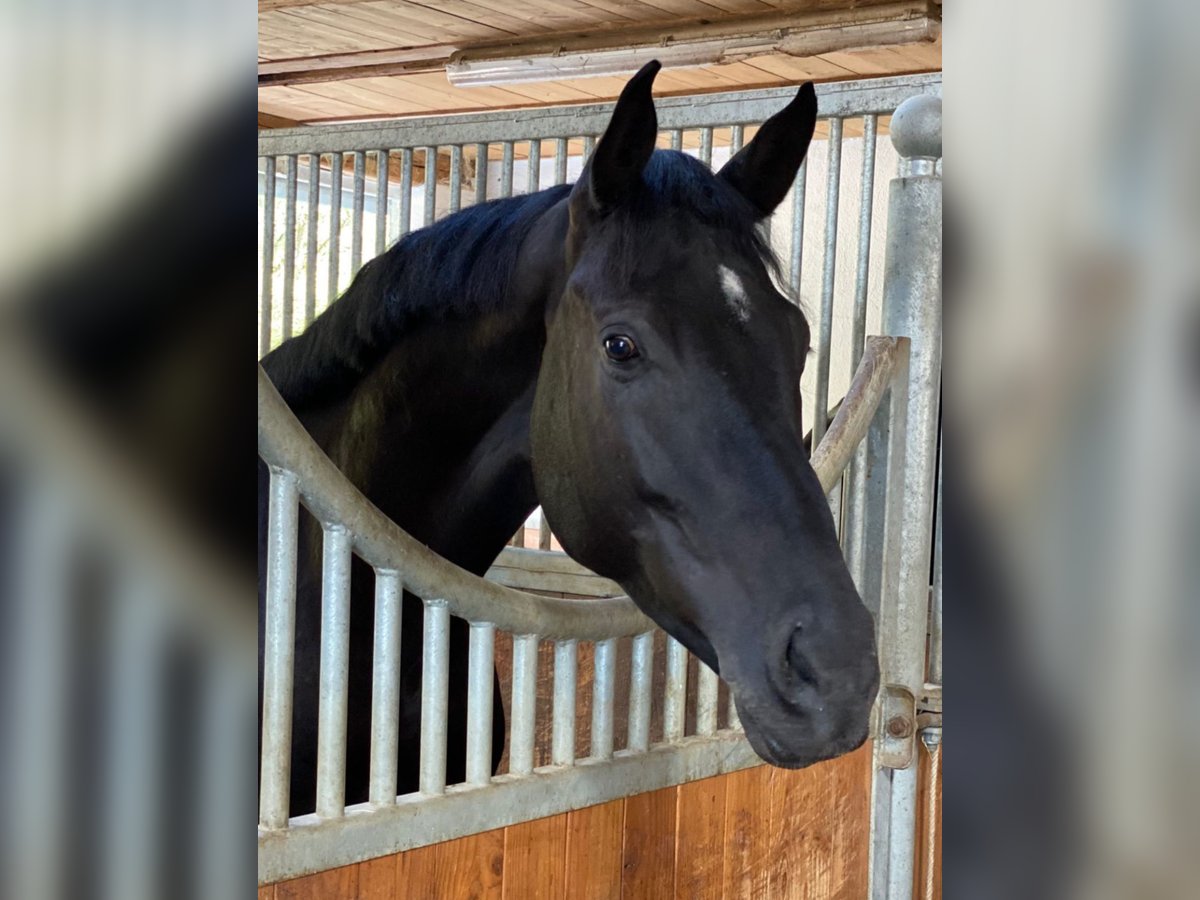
(263, 184, 571, 407)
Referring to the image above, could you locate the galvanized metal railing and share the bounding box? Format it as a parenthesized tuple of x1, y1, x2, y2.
(258, 332, 911, 883)
(257, 76, 942, 897)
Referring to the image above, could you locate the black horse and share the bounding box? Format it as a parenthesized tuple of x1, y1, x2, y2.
(259, 62, 878, 817)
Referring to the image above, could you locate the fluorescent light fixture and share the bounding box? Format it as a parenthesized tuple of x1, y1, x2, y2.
(446, 39, 772, 88)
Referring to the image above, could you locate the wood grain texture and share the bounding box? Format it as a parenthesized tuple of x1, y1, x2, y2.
(622, 785, 678, 898)
(397, 828, 505, 900)
(564, 799, 624, 900)
(674, 775, 727, 900)
(722, 765, 772, 899)
(275, 863, 358, 900)
(502, 814, 567, 900)
(357, 853, 397, 899)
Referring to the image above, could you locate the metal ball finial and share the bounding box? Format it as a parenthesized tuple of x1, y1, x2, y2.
(890, 94, 942, 160)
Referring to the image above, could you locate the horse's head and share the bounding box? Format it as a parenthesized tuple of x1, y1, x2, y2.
(530, 62, 878, 768)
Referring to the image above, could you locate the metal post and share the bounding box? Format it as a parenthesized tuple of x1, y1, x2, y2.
(369, 569, 403, 806)
(664, 637, 687, 742)
(627, 632, 653, 752)
(259, 468, 299, 829)
(509, 634, 538, 775)
(867, 92, 942, 900)
(591, 639, 616, 759)
(466, 621, 496, 785)
(419, 599, 451, 794)
(316, 525, 352, 819)
(552, 639, 577, 766)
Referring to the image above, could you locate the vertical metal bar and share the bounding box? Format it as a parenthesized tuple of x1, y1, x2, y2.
(259, 156, 275, 357)
(282, 155, 297, 341)
(465, 621, 496, 785)
(527, 139, 541, 193)
(627, 632, 653, 752)
(552, 639, 578, 766)
(375, 149, 389, 256)
(538, 508, 552, 550)
(789, 159, 809, 297)
(350, 151, 365, 273)
(422, 146, 437, 227)
(419, 599, 450, 794)
(699, 127, 713, 167)
(553, 137, 568, 185)
(304, 153, 319, 327)
(509, 634, 538, 775)
(664, 637, 688, 742)
(730, 123, 744, 154)
(669, 129, 682, 151)
(591, 639, 616, 760)
(813, 117, 843, 449)
(315, 525, 352, 819)
(327, 151, 343, 302)
(500, 141, 514, 198)
(259, 468, 299, 829)
(696, 663, 719, 736)
(448, 144, 462, 214)
(474, 142, 489, 203)
(369, 569, 403, 806)
(398, 149, 413, 237)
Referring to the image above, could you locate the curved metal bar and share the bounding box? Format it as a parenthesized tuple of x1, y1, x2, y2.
(257, 336, 902, 640)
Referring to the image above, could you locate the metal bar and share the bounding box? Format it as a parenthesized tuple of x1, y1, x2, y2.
(527, 139, 541, 193)
(375, 149, 389, 256)
(789, 159, 809, 296)
(664, 637, 688, 742)
(398, 149, 413, 237)
(509, 634, 538, 775)
(813, 117, 843, 449)
(699, 126, 713, 166)
(327, 151, 343, 302)
(591, 639, 616, 759)
(369, 569, 403, 806)
(259, 468, 299, 829)
(419, 599, 450, 794)
(627, 632, 653, 752)
(553, 137, 568, 185)
(500, 141, 514, 198)
(282, 155, 298, 341)
(350, 151, 365, 273)
(422, 146, 437, 227)
(448, 145, 462, 214)
(305, 154, 319, 326)
(260, 74, 943, 156)
(552, 639, 578, 766)
(465, 621, 496, 785)
(697, 664, 719, 736)
(474, 142, 488, 203)
(315, 525, 353, 819)
(259, 156, 275, 357)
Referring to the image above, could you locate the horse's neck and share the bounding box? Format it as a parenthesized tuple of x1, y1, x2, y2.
(311, 202, 568, 573)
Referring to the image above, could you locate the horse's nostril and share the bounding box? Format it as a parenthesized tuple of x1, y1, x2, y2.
(786, 627, 820, 690)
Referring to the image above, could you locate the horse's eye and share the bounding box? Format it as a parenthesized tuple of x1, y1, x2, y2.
(603, 334, 639, 362)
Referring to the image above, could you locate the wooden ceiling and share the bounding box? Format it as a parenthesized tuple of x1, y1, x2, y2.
(259, 0, 941, 126)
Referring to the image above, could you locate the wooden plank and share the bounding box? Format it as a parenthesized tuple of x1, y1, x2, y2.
(398, 828, 506, 899)
(502, 814, 567, 899)
(722, 765, 771, 899)
(357, 853, 398, 900)
(622, 786, 677, 898)
(674, 776, 727, 900)
(275, 863, 358, 900)
(564, 799, 624, 900)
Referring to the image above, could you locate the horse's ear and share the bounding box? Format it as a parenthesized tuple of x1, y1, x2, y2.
(718, 82, 818, 218)
(576, 60, 661, 212)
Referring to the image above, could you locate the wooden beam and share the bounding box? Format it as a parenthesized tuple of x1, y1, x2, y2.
(259, 1, 939, 88)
